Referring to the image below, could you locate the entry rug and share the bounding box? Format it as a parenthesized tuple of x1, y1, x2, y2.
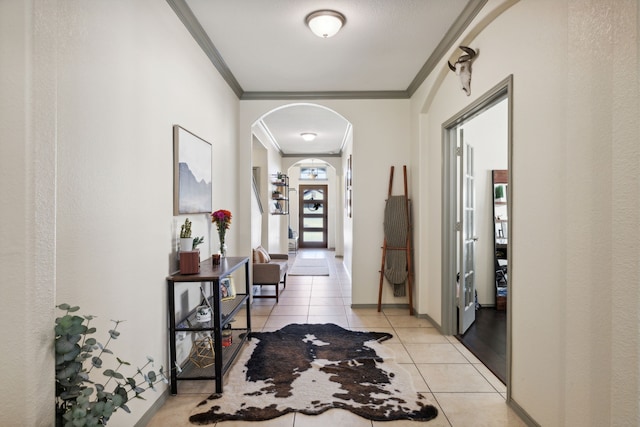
(288, 257, 330, 276)
(189, 323, 438, 424)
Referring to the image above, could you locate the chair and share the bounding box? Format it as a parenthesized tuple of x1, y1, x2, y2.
(252, 247, 288, 302)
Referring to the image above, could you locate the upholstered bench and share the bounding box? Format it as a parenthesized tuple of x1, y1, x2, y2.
(252, 246, 288, 302)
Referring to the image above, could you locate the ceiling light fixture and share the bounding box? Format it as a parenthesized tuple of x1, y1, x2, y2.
(300, 132, 317, 142)
(305, 10, 345, 38)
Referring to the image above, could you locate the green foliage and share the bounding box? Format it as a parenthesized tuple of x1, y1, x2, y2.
(494, 185, 504, 200)
(55, 304, 167, 426)
(180, 218, 192, 238)
(192, 236, 204, 249)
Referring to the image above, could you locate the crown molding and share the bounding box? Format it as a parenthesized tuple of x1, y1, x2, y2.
(241, 90, 409, 101)
(406, 0, 487, 97)
(166, 0, 244, 98)
(168, 0, 485, 101)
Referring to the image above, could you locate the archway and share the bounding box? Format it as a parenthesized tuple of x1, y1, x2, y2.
(249, 104, 352, 263)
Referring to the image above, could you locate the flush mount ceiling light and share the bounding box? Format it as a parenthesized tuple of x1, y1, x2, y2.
(300, 132, 317, 142)
(305, 10, 346, 38)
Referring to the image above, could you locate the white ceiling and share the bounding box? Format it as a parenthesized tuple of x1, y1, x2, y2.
(170, 0, 485, 155)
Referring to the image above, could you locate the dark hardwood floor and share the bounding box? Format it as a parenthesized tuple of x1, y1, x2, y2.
(457, 307, 506, 384)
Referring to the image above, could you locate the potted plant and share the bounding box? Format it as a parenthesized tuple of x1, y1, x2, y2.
(179, 218, 193, 251)
(192, 236, 204, 250)
(55, 303, 167, 426)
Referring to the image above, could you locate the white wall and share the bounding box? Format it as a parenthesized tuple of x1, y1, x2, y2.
(0, 1, 240, 425)
(410, 0, 640, 425)
(1, 1, 57, 424)
(240, 100, 411, 307)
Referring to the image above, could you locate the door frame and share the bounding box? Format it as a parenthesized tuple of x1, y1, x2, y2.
(441, 75, 513, 392)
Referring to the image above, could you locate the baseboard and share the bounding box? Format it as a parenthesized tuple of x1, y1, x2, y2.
(351, 303, 410, 310)
(134, 389, 169, 427)
(507, 397, 540, 427)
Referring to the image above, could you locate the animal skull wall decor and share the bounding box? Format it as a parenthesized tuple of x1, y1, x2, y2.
(448, 46, 477, 96)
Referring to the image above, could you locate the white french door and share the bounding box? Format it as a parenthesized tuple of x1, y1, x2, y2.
(459, 136, 477, 334)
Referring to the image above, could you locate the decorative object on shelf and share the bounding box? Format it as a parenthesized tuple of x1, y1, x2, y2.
(196, 287, 213, 322)
(211, 209, 232, 258)
(55, 303, 167, 426)
(179, 251, 200, 274)
(189, 333, 215, 369)
(212, 253, 221, 266)
(221, 325, 233, 348)
(195, 305, 212, 323)
(221, 277, 236, 301)
(179, 218, 194, 251)
(173, 125, 212, 215)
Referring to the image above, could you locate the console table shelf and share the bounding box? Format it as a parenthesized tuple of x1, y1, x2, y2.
(167, 256, 250, 394)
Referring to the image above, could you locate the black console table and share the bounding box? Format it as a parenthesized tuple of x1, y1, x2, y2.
(167, 256, 250, 394)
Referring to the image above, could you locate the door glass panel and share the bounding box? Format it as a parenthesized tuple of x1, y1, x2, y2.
(303, 203, 324, 215)
(303, 189, 324, 201)
(303, 217, 324, 228)
(303, 231, 324, 242)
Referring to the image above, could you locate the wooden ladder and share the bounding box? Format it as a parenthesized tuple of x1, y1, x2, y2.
(378, 165, 414, 315)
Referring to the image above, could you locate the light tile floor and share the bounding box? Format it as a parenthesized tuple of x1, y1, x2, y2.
(147, 250, 526, 427)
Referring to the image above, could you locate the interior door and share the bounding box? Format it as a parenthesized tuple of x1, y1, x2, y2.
(459, 136, 477, 334)
(298, 185, 328, 248)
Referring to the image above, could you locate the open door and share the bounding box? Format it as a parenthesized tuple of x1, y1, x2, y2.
(459, 136, 477, 334)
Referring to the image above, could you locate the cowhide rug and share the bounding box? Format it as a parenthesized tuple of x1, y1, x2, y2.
(189, 323, 438, 424)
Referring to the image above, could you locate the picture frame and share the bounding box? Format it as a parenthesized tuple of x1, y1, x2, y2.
(346, 154, 352, 218)
(220, 277, 236, 301)
(173, 125, 212, 215)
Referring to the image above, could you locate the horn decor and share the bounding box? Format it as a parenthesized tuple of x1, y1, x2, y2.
(448, 46, 478, 96)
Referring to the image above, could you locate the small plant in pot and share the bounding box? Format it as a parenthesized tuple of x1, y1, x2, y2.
(192, 236, 204, 250)
(55, 303, 167, 426)
(179, 218, 193, 251)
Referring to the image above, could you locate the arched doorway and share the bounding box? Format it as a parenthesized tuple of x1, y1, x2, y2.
(249, 104, 352, 258)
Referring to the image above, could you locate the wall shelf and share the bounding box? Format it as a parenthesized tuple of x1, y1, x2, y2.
(270, 173, 289, 215)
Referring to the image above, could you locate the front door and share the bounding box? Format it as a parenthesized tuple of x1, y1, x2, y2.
(459, 137, 477, 334)
(299, 185, 328, 248)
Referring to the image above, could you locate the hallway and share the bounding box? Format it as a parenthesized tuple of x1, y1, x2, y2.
(147, 250, 525, 426)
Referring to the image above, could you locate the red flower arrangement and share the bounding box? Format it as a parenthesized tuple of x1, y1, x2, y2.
(211, 210, 232, 256)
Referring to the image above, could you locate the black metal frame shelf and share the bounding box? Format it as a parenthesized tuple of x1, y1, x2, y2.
(167, 256, 251, 394)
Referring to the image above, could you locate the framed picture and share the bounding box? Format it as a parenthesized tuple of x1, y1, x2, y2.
(173, 125, 212, 215)
(346, 154, 352, 218)
(220, 277, 236, 301)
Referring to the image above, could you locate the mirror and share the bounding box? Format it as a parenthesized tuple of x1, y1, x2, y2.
(492, 170, 508, 310)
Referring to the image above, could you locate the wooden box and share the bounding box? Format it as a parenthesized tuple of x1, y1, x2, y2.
(496, 296, 507, 311)
(179, 251, 200, 274)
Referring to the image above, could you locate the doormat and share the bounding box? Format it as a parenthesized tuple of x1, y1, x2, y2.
(189, 323, 438, 424)
(288, 257, 330, 276)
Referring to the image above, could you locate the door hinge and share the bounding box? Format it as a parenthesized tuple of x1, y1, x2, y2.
(456, 147, 462, 156)
(455, 222, 462, 231)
